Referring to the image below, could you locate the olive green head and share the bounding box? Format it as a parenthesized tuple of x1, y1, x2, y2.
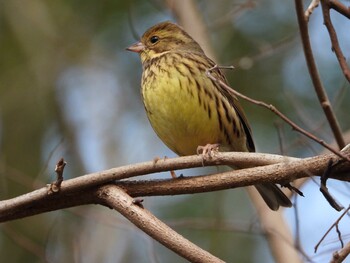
(126, 21, 204, 62)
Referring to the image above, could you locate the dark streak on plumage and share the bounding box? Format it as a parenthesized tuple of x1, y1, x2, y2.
(207, 104, 212, 119)
(178, 78, 183, 90)
(174, 63, 187, 78)
(203, 86, 213, 100)
(223, 126, 232, 146)
(197, 90, 202, 106)
(222, 100, 232, 123)
(182, 61, 196, 76)
(214, 94, 223, 132)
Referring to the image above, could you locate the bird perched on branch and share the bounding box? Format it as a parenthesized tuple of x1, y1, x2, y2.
(127, 21, 292, 211)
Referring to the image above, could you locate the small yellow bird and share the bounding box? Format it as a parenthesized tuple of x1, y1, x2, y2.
(127, 21, 292, 210)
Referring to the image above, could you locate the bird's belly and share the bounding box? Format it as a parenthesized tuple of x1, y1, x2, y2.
(142, 75, 221, 156)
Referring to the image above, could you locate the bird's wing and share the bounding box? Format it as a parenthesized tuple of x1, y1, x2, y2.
(208, 62, 255, 152)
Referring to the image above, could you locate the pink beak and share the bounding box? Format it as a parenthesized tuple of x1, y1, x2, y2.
(126, 42, 145, 53)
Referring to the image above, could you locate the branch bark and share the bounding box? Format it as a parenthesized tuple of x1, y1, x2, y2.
(95, 185, 224, 263)
(0, 150, 349, 222)
(330, 241, 350, 263)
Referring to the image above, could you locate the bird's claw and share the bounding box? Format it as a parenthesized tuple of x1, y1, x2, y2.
(197, 143, 220, 160)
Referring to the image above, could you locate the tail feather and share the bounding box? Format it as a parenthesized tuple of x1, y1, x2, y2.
(255, 184, 292, 211)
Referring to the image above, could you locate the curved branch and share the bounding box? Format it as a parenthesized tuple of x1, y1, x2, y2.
(95, 185, 224, 263)
(294, 0, 345, 149)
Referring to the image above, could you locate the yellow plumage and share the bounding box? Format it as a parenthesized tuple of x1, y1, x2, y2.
(142, 52, 248, 156)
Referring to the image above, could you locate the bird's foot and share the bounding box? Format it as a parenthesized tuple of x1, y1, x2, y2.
(197, 143, 220, 160)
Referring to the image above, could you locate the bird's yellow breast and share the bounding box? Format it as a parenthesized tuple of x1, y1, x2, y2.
(141, 54, 247, 156)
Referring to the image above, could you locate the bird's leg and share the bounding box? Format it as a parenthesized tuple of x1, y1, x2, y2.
(197, 143, 220, 159)
(153, 156, 178, 178)
(169, 170, 176, 178)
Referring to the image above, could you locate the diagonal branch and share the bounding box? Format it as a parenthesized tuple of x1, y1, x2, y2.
(329, 0, 350, 19)
(206, 66, 350, 162)
(294, 0, 345, 149)
(95, 185, 224, 263)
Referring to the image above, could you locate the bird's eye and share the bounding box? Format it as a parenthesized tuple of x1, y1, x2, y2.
(150, 36, 159, 44)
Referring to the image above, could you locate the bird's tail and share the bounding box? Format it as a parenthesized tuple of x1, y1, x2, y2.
(255, 184, 292, 211)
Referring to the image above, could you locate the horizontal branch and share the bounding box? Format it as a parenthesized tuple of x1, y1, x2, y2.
(0, 152, 299, 216)
(0, 148, 349, 222)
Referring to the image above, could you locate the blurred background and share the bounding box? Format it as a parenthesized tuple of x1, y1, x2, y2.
(0, 0, 349, 262)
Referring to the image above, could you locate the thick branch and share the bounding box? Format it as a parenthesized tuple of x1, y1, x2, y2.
(294, 0, 345, 149)
(0, 150, 349, 222)
(95, 185, 224, 263)
(0, 152, 299, 215)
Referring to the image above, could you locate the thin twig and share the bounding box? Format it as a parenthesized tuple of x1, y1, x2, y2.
(305, 0, 320, 21)
(294, 0, 346, 149)
(314, 205, 350, 253)
(319, 159, 344, 211)
(48, 158, 66, 193)
(321, 0, 350, 83)
(206, 65, 350, 162)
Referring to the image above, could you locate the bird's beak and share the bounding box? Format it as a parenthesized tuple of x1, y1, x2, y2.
(126, 42, 145, 53)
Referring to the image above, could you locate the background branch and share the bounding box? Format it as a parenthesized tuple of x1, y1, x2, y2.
(295, 0, 345, 149)
(321, 0, 350, 83)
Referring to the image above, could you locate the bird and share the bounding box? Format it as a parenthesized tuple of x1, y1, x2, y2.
(126, 21, 292, 211)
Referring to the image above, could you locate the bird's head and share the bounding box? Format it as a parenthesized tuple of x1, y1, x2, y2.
(126, 21, 204, 63)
